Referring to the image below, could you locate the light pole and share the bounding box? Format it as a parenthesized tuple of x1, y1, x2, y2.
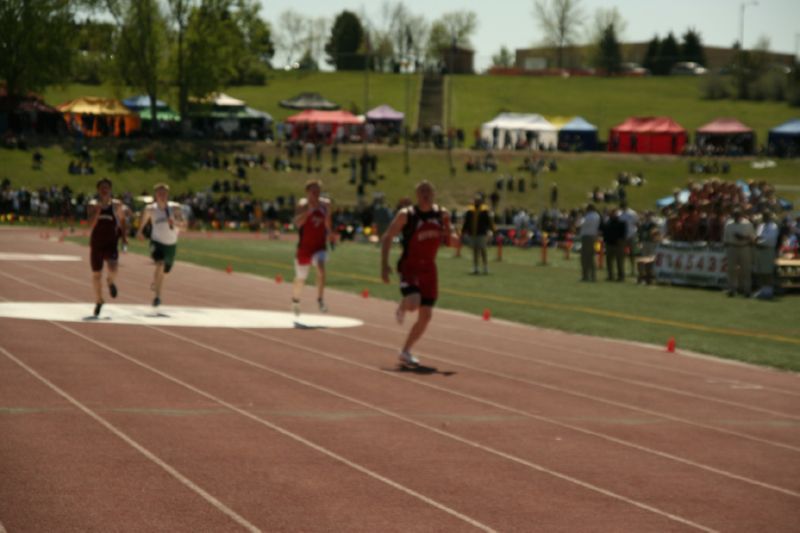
(739, 1, 758, 50)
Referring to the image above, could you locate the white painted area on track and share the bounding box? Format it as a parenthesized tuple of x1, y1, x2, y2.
(0, 253, 81, 262)
(0, 302, 362, 329)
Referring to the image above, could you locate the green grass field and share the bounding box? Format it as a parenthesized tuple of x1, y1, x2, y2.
(4, 143, 800, 215)
(71, 234, 800, 372)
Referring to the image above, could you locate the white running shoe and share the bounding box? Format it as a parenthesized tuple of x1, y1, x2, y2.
(318, 299, 328, 313)
(398, 350, 419, 366)
(291, 301, 300, 316)
(395, 306, 405, 324)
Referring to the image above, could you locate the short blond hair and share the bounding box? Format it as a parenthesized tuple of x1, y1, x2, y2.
(305, 179, 322, 191)
(154, 183, 170, 191)
(415, 180, 434, 192)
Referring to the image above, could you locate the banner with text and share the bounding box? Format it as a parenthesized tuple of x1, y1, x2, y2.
(654, 241, 727, 288)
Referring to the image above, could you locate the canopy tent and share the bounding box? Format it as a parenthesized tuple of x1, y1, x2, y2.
(122, 95, 169, 110)
(0, 85, 61, 134)
(609, 116, 686, 154)
(57, 97, 140, 137)
(187, 94, 270, 137)
(366, 104, 404, 122)
(767, 118, 800, 157)
(480, 113, 558, 150)
(285, 109, 363, 142)
(124, 95, 180, 123)
(286, 109, 363, 125)
(695, 118, 755, 155)
(279, 92, 339, 110)
(557, 116, 598, 151)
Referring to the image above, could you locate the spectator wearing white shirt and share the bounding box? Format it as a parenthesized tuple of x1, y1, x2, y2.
(754, 212, 779, 296)
(723, 209, 755, 297)
(619, 201, 639, 276)
(578, 204, 601, 281)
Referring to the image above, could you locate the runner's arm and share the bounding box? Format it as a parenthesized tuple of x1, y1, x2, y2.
(380, 209, 407, 283)
(136, 206, 152, 240)
(293, 199, 310, 227)
(115, 201, 129, 244)
(441, 209, 456, 246)
(87, 201, 100, 228)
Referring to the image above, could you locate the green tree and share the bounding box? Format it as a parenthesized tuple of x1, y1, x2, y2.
(681, 28, 706, 66)
(182, 0, 238, 97)
(230, 0, 274, 84)
(491, 46, 514, 68)
(73, 18, 115, 84)
(325, 10, 365, 70)
(594, 23, 621, 75)
(656, 32, 679, 75)
(0, 0, 76, 101)
(533, 0, 585, 69)
(106, 0, 168, 134)
(641, 35, 660, 74)
(427, 11, 477, 64)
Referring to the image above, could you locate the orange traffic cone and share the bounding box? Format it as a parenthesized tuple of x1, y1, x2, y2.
(225, 264, 233, 274)
(361, 289, 369, 298)
(666, 337, 676, 353)
(275, 273, 283, 284)
(482, 308, 491, 321)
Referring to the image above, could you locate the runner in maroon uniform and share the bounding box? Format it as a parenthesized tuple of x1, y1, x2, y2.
(87, 178, 128, 317)
(381, 181, 454, 366)
(292, 180, 333, 315)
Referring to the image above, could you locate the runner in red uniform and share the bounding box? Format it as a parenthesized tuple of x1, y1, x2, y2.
(381, 181, 454, 366)
(292, 180, 333, 315)
(87, 178, 128, 317)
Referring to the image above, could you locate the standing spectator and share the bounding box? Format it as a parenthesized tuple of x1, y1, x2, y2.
(753, 212, 779, 298)
(618, 201, 639, 276)
(578, 204, 601, 281)
(460, 193, 495, 275)
(723, 209, 755, 297)
(602, 208, 626, 282)
(550, 183, 558, 208)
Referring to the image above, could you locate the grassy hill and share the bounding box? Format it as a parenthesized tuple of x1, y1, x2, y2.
(19, 74, 800, 211)
(43, 74, 797, 143)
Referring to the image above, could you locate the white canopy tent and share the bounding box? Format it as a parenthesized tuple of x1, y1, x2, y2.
(480, 113, 558, 150)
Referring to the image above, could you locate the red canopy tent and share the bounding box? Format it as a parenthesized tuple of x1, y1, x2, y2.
(696, 118, 755, 154)
(608, 116, 687, 154)
(285, 110, 364, 142)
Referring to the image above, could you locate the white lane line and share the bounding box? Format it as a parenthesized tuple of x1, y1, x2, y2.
(326, 327, 800, 454)
(307, 329, 800, 497)
(8, 266, 800, 451)
(0, 344, 261, 533)
(360, 322, 800, 421)
(7, 264, 800, 455)
(0, 275, 494, 531)
(429, 320, 800, 399)
(48, 322, 496, 533)
(146, 326, 716, 532)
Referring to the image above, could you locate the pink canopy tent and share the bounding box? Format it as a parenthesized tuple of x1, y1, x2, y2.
(696, 118, 755, 154)
(285, 110, 364, 142)
(285, 110, 364, 125)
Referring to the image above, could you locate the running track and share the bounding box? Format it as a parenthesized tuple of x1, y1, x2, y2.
(1, 228, 799, 532)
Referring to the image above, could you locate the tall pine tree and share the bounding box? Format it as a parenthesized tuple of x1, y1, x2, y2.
(681, 28, 706, 65)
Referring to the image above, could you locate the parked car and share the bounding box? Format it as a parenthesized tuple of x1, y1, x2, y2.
(670, 62, 708, 75)
(620, 62, 650, 76)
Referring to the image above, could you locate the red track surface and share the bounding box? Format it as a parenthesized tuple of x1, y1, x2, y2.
(1, 227, 799, 532)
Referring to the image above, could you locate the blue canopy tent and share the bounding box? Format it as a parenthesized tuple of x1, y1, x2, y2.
(558, 116, 597, 151)
(123, 95, 179, 122)
(767, 118, 800, 157)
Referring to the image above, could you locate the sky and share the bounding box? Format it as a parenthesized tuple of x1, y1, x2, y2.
(259, 0, 799, 70)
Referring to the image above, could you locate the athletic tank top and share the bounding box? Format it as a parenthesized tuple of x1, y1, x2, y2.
(149, 202, 179, 245)
(90, 202, 119, 247)
(399, 205, 444, 265)
(298, 204, 328, 253)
